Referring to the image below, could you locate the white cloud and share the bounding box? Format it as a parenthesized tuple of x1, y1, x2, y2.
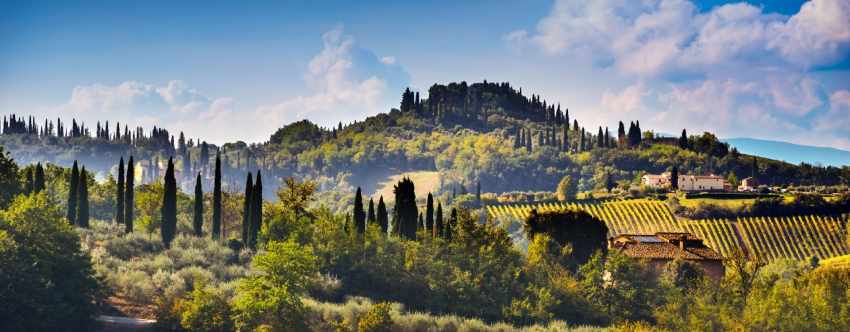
(510, 0, 850, 150)
(53, 26, 409, 144)
(510, 0, 850, 76)
(258, 26, 409, 129)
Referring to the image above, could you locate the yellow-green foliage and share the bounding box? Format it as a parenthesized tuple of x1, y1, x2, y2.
(488, 199, 680, 237)
(491, 199, 849, 262)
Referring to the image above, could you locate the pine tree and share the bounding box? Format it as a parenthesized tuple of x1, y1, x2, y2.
(377, 196, 388, 235)
(353, 187, 366, 234)
(67, 161, 79, 225)
(367, 198, 376, 225)
(33, 163, 45, 193)
(249, 171, 263, 249)
(193, 173, 204, 237)
(212, 151, 222, 239)
(76, 167, 90, 228)
(161, 158, 177, 247)
(434, 202, 443, 238)
(125, 156, 135, 233)
(116, 157, 125, 225)
(242, 173, 253, 246)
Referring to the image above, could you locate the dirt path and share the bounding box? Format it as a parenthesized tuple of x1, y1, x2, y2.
(97, 315, 156, 332)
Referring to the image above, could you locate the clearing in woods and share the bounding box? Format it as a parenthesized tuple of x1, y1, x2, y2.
(371, 171, 441, 203)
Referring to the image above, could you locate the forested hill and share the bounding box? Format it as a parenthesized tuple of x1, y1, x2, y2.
(3, 81, 849, 203)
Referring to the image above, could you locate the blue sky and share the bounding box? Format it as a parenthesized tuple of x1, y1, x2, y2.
(1, 0, 848, 149)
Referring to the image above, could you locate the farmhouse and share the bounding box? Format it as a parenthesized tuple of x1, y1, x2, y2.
(738, 177, 758, 192)
(641, 172, 729, 192)
(609, 232, 725, 281)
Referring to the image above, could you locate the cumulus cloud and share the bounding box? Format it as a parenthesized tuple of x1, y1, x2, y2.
(509, 0, 850, 76)
(53, 26, 409, 143)
(510, 0, 850, 150)
(258, 26, 409, 130)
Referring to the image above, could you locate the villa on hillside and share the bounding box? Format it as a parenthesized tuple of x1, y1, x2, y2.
(641, 172, 729, 192)
(608, 232, 725, 281)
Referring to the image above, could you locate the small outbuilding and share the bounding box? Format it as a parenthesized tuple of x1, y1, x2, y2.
(609, 232, 725, 281)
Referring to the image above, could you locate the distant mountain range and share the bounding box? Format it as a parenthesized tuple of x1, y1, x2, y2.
(724, 138, 850, 167)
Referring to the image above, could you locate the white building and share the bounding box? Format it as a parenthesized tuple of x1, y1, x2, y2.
(641, 172, 729, 192)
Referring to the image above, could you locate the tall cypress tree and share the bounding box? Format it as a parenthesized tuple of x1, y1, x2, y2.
(446, 208, 457, 240)
(353, 187, 365, 234)
(679, 129, 689, 149)
(193, 173, 204, 237)
(116, 157, 125, 225)
(425, 193, 434, 234)
(77, 167, 90, 228)
(434, 202, 443, 238)
(33, 163, 45, 193)
(249, 171, 263, 249)
(392, 178, 417, 240)
(161, 158, 177, 247)
(242, 173, 253, 246)
(212, 151, 222, 239)
(25, 168, 34, 194)
(367, 198, 376, 226)
(125, 156, 135, 233)
(67, 161, 79, 225)
(377, 196, 388, 235)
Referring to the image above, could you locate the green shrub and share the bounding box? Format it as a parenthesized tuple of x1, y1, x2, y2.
(180, 286, 234, 332)
(357, 302, 394, 332)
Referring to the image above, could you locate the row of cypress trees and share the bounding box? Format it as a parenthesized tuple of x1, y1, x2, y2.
(65, 161, 90, 227)
(241, 170, 263, 249)
(351, 180, 455, 241)
(24, 163, 46, 194)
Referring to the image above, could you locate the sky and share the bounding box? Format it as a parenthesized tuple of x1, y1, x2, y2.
(1, 0, 848, 149)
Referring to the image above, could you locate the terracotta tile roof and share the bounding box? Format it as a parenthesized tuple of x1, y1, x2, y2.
(611, 232, 724, 261)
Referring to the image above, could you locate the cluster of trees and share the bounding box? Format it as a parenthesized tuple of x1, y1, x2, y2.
(350, 180, 452, 242)
(65, 161, 91, 228)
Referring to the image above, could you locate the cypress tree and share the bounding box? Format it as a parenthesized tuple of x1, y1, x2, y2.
(67, 161, 79, 225)
(249, 171, 263, 249)
(242, 173, 253, 246)
(597, 127, 604, 148)
(193, 173, 204, 237)
(446, 208, 457, 241)
(25, 168, 33, 194)
(377, 196, 388, 235)
(125, 156, 135, 233)
(161, 158, 177, 247)
(367, 198, 376, 225)
(33, 163, 45, 193)
(418, 212, 424, 231)
(212, 151, 222, 239)
(476, 182, 481, 204)
(425, 193, 434, 234)
(76, 167, 90, 228)
(392, 178, 417, 240)
(116, 157, 125, 225)
(679, 129, 689, 149)
(671, 166, 679, 190)
(434, 202, 443, 238)
(353, 187, 365, 234)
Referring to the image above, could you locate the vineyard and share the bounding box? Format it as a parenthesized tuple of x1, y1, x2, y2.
(488, 200, 850, 262)
(487, 199, 681, 238)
